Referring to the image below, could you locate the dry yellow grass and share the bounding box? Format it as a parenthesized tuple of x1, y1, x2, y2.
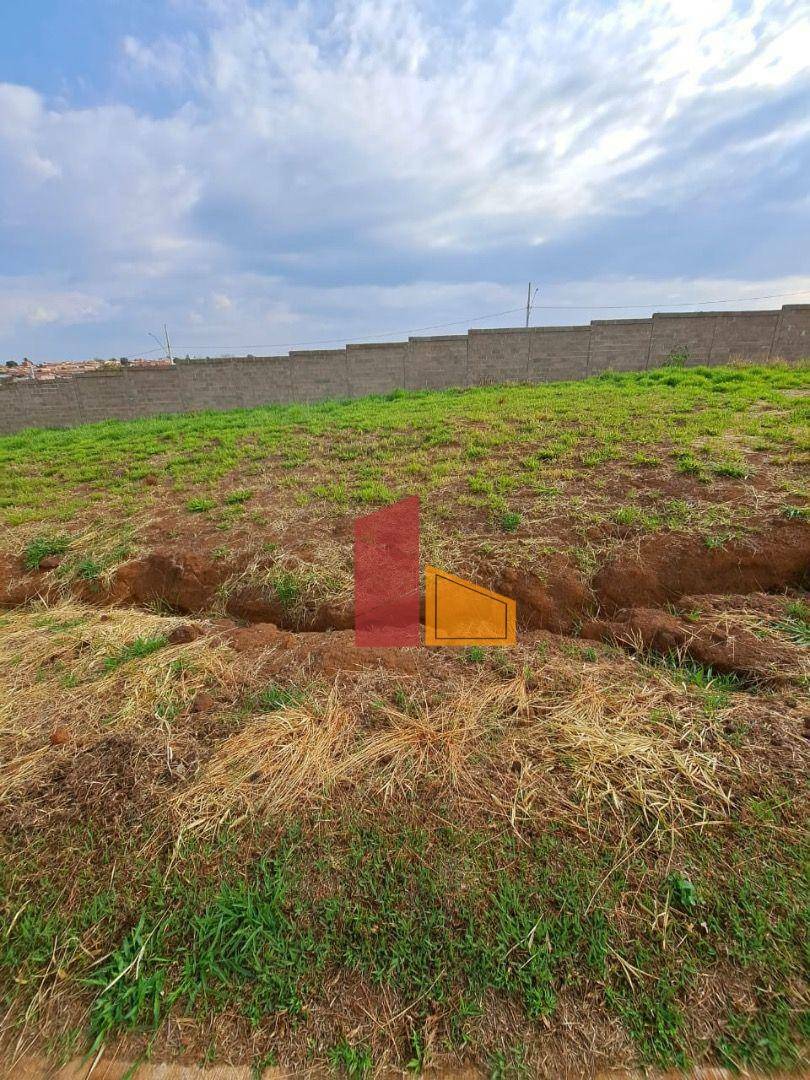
(173, 661, 738, 835)
(1, 599, 743, 838)
(0, 601, 235, 803)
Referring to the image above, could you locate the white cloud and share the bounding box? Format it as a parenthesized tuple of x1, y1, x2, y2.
(0, 0, 808, 359)
(0, 278, 109, 336)
(121, 32, 204, 87)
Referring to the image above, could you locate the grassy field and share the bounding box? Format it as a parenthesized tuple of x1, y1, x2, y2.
(0, 363, 808, 1077)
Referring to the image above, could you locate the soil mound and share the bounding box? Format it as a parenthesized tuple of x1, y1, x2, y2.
(227, 623, 418, 676)
(593, 520, 810, 612)
(584, 605, 802, 682)
(0, 554, 52, 606)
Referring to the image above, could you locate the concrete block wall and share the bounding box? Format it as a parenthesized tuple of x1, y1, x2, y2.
(346, 342, 407, 396)
(773, 305, 810, 360)
(468, 328, 530, 385)
(289, 350, 349, 403)
(587, 319, 653, 375)
(529, 326, 591, 381)
(648, 312, 719, 367)
(405, 335, 468, 390)
(710, 311, 779, 364)
(1, 304, 807, 435)
(0, 378, 82, 433)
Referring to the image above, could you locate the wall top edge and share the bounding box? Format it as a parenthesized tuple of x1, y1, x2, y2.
(652, 309, 780, 320)
(408, 334, 468, 343)
(175, 355, 290, 365)
(589, 318, 651, 327)
(529, 324, 591, 333)
(468, 327, 531, 336)
(346, 341, 408, 351)
(289, 349, 346, 359)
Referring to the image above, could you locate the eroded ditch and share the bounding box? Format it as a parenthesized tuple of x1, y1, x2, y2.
(2, 518, 808, 683)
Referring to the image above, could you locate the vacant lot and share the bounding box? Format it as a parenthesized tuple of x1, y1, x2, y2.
(0, 363, 808, 1077)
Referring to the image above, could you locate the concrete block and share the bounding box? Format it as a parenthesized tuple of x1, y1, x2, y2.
(588, 319, 652, 374)
(405, 336, 468, 390)
(346, 341, 407, 396)
(772, 305, 810, 361)
(529, 326, 591, 381)
(467, 329, 530, 385)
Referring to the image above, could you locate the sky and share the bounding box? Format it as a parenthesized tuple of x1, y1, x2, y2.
(1, 0, 809, 362)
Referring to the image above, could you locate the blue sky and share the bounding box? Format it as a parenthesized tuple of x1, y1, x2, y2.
(1, 0, 808, 361)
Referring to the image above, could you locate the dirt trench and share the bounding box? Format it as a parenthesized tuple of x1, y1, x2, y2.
(591, 519, 810, 613)
(1, 520, 808, 680)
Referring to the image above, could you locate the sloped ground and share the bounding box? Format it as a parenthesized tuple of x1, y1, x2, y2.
(0, 364, 808, 1077)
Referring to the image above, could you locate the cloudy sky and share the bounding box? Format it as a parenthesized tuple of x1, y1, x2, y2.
(1, 0, 808, 361)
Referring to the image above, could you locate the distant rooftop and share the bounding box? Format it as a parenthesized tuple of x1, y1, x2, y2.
(1, 357, 174, 381)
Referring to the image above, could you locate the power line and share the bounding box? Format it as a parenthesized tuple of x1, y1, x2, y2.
(154, 305, 528, 354)
(530, 289, 810, 309)
(65, 287, 810, 361)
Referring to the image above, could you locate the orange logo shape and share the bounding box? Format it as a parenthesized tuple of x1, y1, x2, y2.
(424, 566, 516, 647)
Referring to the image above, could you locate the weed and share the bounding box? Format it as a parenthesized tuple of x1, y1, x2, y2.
(72, 557, 104, 581)
(23, 535, 70, 570)
(775, 601, 810, 646)
(667, 871, 697, 912)
(500, 511, 521, 533)
(271, 570, 302, 609)
(711, 461, 749, 479)
(675, 452, 702, 476)
(781, 504, 808, 521)
(224, 489, 253, 505)
(663, 347, 690, 367)
(252, 683, 303, 711)
(186, 497, 215, 513)
(656, 655, 742, 694)
(327, 1041, 373, 1078)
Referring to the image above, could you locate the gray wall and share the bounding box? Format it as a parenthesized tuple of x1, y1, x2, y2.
(1, 305, 808, 436)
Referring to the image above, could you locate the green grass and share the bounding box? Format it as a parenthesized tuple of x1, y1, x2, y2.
(775, 600, 810, 646)
(245, 682, 304, 712)
(327, 1040, 373, 1077)
(499, 511, 522, 533)
(186, 497, 215, 513)
(270, 569, 303, 609)
(654, 655, 744, 694)
(1, 364, 807, 562)
(1, 362, 808, 1073)
(102, 635, 168, 672)
(0, 816, 806, 1072)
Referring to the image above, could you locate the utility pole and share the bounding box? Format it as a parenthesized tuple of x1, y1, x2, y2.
(525, 283, 539, 327)
(149, 326, 175, 363)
